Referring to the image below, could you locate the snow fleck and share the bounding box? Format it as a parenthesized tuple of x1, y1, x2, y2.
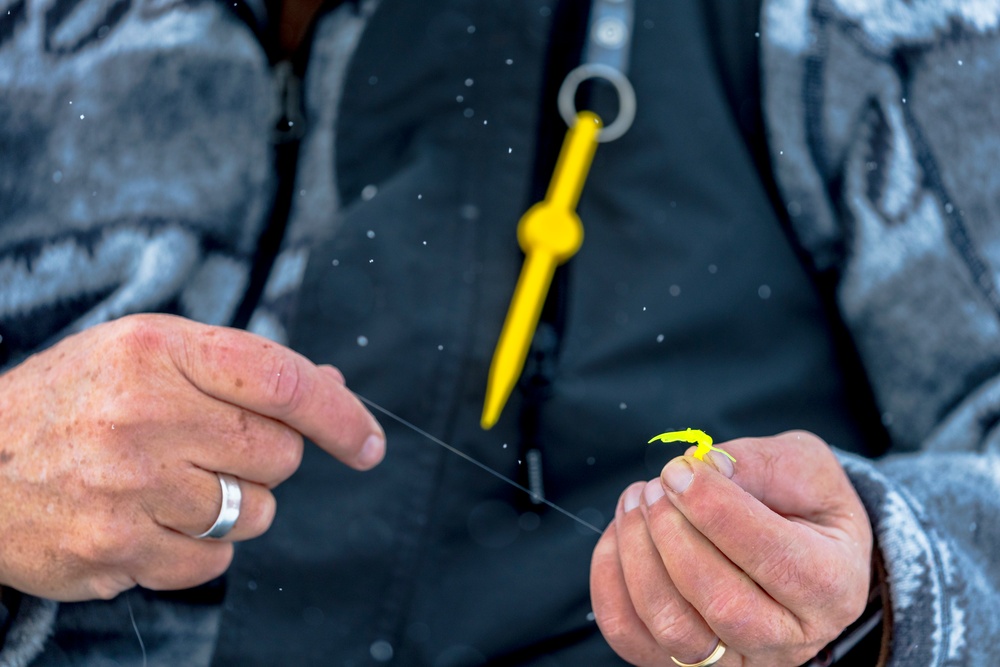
(708, 264, 718, 274)
(586, 611, 596, 621)
(669, 284, 681, 297)
(656, 334, 664, 343)
(79, 114, 85, 120)
(370, 640, 394, 662)
(366, 230, 376, 239)
(619, 402, 627, 410)
(357, 336, 369, 347)
(518, 512, 541, 532)
(463, 108, 474, 118)
(465, 78, 474, 87)
(505, 58, 514, 65)
(508, 147, 512, 154)
(467, 25, 476, 34)
(361, 184, 378, 201)
(958, 59, 963, 66)
(502, 443, 508, 449)
(368, 75, 378, 85)
(52, 171, 63, 184)
(758, 284, 772, 299)
(437, 345, 444, 351)
(456, 95, 464, 103)
(331, 259, 339, 266)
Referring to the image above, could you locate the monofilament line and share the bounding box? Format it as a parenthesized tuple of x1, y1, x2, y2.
(355, 393, 603, 536)
(126, 593, 147, 667)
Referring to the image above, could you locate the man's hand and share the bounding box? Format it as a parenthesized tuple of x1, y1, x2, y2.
(0, 314, 385, 602)
(591, 432, 872, 666)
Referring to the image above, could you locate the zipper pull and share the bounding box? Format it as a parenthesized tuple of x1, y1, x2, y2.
(272, 60, 305, 144)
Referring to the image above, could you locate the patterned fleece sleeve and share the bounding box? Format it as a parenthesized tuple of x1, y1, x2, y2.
(761, 1, 1000, 664)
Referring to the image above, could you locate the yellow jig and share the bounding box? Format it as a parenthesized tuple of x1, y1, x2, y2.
(647, 428, 736, 462)
(481, 111, 602, 430)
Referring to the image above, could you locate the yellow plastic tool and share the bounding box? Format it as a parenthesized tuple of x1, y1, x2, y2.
(647, 428, 736, 462)
(481, 111, 602, 430)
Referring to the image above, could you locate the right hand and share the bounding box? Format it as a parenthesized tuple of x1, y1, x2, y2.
(0, 313, 384, 601)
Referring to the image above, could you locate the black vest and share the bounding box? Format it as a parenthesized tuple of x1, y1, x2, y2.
(214, 0, 882, 663)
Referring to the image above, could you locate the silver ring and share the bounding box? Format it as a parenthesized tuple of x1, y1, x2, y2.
(195, 473, 242, 539)
(557, 63, 636, 142)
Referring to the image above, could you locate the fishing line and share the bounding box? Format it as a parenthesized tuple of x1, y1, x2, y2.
(126, 592, 147, 667)
(355, 393, 604, 536)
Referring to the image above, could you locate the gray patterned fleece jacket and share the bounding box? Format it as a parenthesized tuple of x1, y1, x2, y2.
(0, 0, 998, 664)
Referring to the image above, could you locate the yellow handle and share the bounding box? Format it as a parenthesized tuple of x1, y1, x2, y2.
(481, 112, 602, 430)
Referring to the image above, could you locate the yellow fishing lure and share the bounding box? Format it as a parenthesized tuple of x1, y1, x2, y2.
(647, 428, 735, 462)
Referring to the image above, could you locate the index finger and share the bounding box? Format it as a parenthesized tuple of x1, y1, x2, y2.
(155, 315, 385, 470)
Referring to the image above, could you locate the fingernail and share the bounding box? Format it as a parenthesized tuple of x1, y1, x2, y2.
(357, 434, 385, 469)
(662, 459, 693, 494)
(623, 483, 644, 512)
(643, 479, 666, 506)
(706, 450, 735, 478)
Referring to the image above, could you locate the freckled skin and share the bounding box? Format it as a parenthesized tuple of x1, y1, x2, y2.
(0, 313, 384, 602)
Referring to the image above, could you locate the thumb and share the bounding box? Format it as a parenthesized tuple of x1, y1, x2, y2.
(715, 431, 863, 522)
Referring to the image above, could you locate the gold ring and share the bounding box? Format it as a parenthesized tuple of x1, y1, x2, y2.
(670, 640, 726, 667)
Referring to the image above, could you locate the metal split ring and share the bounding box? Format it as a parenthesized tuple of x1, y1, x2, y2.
(557, 63, 636, 142)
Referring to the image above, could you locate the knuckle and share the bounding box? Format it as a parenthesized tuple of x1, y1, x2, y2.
(256, 492, 278, 534)
(761, 552, 801, 590)
(265, 357, 306, 416)
(594, 609, 637, 650)
(700, 583, 758, 638)
(243, 491, 277, 536)
(88, 572, 135, 600)
(115, 314, 169, 359)
(200, 544, 235, 583)
(271, 432, 304, 481)
(647, 605, 700, 648)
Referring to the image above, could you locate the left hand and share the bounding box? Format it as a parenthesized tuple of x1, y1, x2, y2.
(590, 431, 873, 666)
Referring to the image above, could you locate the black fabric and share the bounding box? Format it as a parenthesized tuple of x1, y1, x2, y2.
(0, 589, 18, 649)
(214, 0, 884, 664)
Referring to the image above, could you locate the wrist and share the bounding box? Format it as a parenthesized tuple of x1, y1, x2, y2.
(802, 542, 890, 666)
